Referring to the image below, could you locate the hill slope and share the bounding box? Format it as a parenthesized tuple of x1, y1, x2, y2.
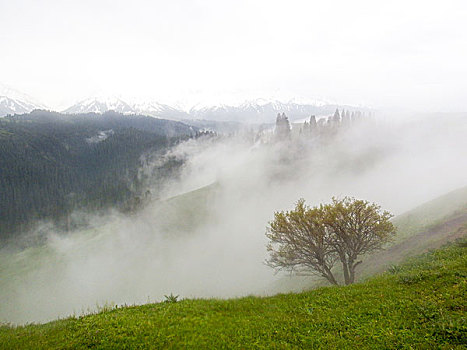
(356, 186, 467, 279)
(0, 110, 197, 240)
(1, 237, 465, 349)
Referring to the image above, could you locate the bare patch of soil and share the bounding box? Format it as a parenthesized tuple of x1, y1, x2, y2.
(357, 209, 467, 279)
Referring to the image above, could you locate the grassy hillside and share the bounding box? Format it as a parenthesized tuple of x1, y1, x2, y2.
(356, 186, 467, 280)
(1, 184, 465, 325)
(263, 186, 467, 292)
(393, 186, 467, 242)
(151, 183, 219, 236)
(1, 237, 465, 349)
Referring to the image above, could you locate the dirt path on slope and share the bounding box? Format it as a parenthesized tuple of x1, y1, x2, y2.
(357, 209, 467, 280)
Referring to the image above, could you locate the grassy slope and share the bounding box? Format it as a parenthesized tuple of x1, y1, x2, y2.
(1, 187, 466, 348)
(152, 183, 219, 236)
(356, 186, 467, 280)
(0, 185, 217, 293)
(393, 186, 467, 242)
(1, 238, 466, 349)
(269, 186, 467, 290)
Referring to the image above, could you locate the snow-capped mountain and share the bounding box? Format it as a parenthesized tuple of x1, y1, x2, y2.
(61, 95, 368, 124)
(0, 84, 47, 117)
(63, 97, 189, 119)
(188, 98, 355, 123)
(131, 101, 188, 119)
(0, 85, 369, 124)
(0, 96, 39, 116)
(63, 96, 135, 115)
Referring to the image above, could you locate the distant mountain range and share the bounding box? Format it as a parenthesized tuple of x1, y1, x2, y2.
(0, 87, 369, 123)
(63, 97, 368, 123)
(187, 99, 368, 123)
(0, 84, 47, 116)
(62, 97, 135, 115)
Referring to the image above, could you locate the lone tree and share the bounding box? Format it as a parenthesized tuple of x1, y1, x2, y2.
(266, 197, 396, 285)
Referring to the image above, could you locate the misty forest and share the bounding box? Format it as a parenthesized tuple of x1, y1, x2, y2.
(1, 1, 467, 348)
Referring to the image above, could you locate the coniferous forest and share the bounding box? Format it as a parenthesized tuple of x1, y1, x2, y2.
(0, 110, 198, 241)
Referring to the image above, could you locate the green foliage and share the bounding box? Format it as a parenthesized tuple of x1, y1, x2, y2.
(266, 199, 338, 284)
(0, 111, 196, 240)
(387, 264, 402, 274)
(163, 293, 180, 303)
(267, 197, 396, 285)
(0, 238, 465, 349)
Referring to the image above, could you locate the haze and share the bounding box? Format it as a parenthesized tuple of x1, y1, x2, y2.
(1, 0, 467, 326)
(1, 113, 466, 324)
(1, 0, 466, 111)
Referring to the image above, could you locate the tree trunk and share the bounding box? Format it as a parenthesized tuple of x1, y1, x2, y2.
(349, 266, 355, 285)
(349, 261, 362, 284)
(341, 259, 351, 285)
(323, 266, 339, 286)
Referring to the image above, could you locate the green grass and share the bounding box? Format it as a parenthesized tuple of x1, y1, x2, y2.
(1, 237, 465, 349)
(353, 187, 467, 281)
(393, 186, 467, 242)
(150, 183, 219, 236)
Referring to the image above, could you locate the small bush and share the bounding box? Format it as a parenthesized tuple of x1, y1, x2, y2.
(164, 293, 179, 303)
(387, 265, 402, 274)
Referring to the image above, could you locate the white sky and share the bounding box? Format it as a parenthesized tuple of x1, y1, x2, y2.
(1, 0, 466, 111)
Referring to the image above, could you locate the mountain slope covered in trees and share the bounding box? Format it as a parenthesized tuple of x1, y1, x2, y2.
(0, 111, 197, 240)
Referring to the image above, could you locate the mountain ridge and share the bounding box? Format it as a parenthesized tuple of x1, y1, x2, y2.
(62, 96, 370, 123)
(0, 84, 47, 116)
(0, 85, 371, 123)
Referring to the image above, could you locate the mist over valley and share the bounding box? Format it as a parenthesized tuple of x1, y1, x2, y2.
(1, 2, 467, 346)
(1, 107, 466, 324)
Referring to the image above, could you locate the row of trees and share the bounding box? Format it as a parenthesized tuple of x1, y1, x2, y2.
(266, 197, 396, 285)
(274, 109, 370, 141)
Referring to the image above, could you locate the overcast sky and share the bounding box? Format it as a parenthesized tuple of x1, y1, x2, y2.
(1, 0, 466, 111)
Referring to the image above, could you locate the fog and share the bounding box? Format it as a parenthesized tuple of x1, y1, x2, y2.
(1, 112, 466, 324)
(2, 1, 467, 111)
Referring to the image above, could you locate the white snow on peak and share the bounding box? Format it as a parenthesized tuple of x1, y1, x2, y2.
(189, 96, 334, 113)
(63, 96, 191, 120)
(132, 101, 176, 114)
(0, 83, 48, 110)
(0, 84, 48, 116)
(0, 86, 365, 124)
(63, 95, 135, 115)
